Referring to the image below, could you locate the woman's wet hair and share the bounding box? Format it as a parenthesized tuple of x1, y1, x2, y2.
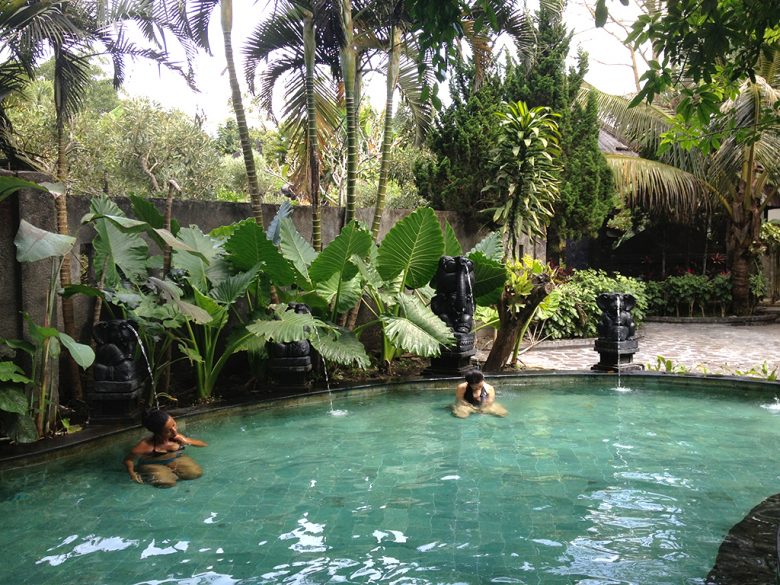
(142, 409, 171, 435)
(464, 369, 484, 385)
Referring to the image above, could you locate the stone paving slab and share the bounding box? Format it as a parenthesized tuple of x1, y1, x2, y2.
(487, 322, 780, 374)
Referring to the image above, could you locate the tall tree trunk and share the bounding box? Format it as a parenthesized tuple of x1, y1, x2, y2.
(303, 10, 322, 251)
(55, 99, 83, 401)
(338, 0, 357, 225)
(222, 0, 263, 226)
(371, 24, 400, 241)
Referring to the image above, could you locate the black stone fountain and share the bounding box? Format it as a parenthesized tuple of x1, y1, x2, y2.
(267, 303, 314, 390)
(425, 255, 477, 376)
(89, 319, 144, 421)
(591, 292, 644, 372)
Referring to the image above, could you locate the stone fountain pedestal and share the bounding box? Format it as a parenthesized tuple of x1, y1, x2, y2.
(591, 292, 644, 372)
(267, 304, 313, 391)
(424, 256, 477, 377)
(89, 319, 144, 422)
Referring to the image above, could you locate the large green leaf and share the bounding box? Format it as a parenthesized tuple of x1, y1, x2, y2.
(0, 176, 48, 203)
(380, 294, 455, 357)
(279, 218, 317, 285)
(58, 333, 95, 369)
(310, 329, 370, 369)
(246, 307, 328, 343)
(175, 299, 214, 324)
(92, 217, 148, 285)
(0, 387, 28, 415)
(211, 266, 260, 305)
(309, 220, 372, 284)
(130, 195, 181, 235)
(469, 251, 507, 305)
(443, 220, 463, 256)
(315, 273, 363, 314)
(0, 361, 31, 384)
(376, 208, 444, 289)
(467, 231, 503, 262)
(173, 226, 227, 290)
(14, 220, 75, 262)
(224, 220, 296, 285)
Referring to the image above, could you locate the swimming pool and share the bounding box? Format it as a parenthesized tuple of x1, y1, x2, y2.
(2, 375, 779, 584)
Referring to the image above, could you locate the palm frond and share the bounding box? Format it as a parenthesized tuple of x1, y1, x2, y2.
(605, 154, 718, 221)
(185, 0, 220, 51)
(396, 55, 432, 137)
(582, 84, 675, 152)
(710, 77, 780, 190)
(53, 47, 92, 120)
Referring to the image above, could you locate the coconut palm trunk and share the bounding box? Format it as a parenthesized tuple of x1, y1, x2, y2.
(53, 53, 83, 402)
(370, 24, 400, 241)
(221, 0, 263, 226)
(303, 9, 322, 250)
(337, 0, 357, 224)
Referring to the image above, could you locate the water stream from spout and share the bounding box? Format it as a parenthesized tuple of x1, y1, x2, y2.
(128, 325, 157, 407)
(312, 329, 347, 417)
(614, 295, 630, 392)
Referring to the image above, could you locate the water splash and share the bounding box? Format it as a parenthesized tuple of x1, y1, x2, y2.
(127, 325, 156, 408)
(760, 397, 780, 412)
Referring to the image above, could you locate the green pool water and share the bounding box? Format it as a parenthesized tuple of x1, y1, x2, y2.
(2, 377, 780, 584)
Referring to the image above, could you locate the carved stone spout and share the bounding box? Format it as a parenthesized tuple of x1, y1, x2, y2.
(426, 255, 477, 376)
(592, 292, 643, 372)
(90, 319, 143, 421)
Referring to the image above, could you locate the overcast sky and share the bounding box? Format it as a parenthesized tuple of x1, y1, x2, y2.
(121, 0, 645, 134)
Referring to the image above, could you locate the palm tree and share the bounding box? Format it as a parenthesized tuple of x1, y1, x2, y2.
(180, 0, 265, 225)
(2, 0, 194, 398)
(589, 52, 780, 314)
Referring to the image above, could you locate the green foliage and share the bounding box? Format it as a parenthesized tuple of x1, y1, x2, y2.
(544, 269, 647, 339)
(9, 218, 95, 438)
(761, 222, 780, 252)
(376, 207, 444, 289)
(483, 101, 562, 258)
(644, 273, 735, 318)
(414, 74, 504, 218)
(0, 360, 36, 443)
(621, 0, 779, 148)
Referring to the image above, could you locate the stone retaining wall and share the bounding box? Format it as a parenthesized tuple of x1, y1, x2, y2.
(0, 172, 546, 347)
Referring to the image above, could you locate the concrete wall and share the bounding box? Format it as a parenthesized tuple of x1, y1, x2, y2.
(0, 173, 545, 348)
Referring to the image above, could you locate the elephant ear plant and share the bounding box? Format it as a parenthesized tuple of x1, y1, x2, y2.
(7, 220, 95, 439)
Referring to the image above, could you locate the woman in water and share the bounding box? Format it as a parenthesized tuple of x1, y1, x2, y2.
(452, 369, 507, 418)
(123, 409, 207, 488)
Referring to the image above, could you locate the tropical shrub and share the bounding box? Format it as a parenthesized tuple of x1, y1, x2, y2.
(544, 269, 647, 339)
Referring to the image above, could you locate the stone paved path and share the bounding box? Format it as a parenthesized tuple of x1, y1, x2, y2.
(492, 322, 780, 375)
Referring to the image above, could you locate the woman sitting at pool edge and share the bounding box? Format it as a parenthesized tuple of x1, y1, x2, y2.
(452, 369, 507, 418)
(123, 409, 207, 488)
